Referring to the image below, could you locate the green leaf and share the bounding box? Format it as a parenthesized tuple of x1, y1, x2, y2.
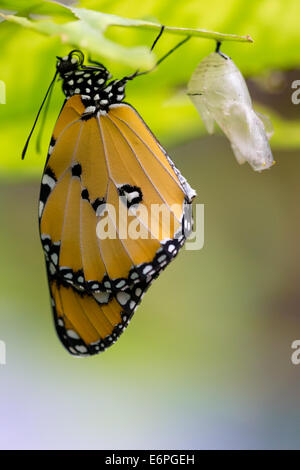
(0, 4, 252, 70)
(0, 0, 73, 18)
(0, 12, 155, 68)
(0, 0, 36, 8)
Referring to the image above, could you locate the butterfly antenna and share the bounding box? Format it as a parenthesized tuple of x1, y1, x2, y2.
(150, 25, 165, 51)
(155, 35, 190, 68)
(22, 70, 58, 160)
(127, 28, 190, 80)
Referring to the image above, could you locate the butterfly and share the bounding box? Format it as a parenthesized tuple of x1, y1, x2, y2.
(26, 37, 196, 357)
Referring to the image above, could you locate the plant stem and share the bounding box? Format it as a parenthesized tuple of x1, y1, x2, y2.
(108, 20, 253, 43)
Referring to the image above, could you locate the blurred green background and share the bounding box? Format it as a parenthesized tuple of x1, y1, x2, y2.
(0, 0, 300, 450)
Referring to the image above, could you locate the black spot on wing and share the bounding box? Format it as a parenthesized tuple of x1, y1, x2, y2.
(40, 167, 57, 200)
(91, 197, 106, 215)
(81, 188, 90, 201)
(118, 184, 143, 209)
(40, 183, 51, 205)
(71, 163, 82, 177)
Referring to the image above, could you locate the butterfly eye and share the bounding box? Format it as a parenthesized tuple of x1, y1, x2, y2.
(69, 49, 84, 67)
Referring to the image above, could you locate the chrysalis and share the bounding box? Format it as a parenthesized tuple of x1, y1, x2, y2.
(187, 50, 274, 172)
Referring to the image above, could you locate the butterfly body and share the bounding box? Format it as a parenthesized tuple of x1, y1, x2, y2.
(39, 50, 196, 356)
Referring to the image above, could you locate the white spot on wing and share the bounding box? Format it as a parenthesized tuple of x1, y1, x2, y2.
(67, 329, 80, 339)
(143, 265, 153, 275)
(42, 174, 56, 189)
(116, 292, 130, 306)
(84, 106, 96, 113)
(75, 345, 88, 354)
(39, 201, 44, 218)
(93, 291, 110, 304)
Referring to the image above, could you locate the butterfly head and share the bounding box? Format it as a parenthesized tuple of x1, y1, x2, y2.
(55, 50, 128, 115)
(56, 50, 84, 76)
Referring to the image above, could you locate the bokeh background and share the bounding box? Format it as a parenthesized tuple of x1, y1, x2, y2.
(0, 0, 300, 450)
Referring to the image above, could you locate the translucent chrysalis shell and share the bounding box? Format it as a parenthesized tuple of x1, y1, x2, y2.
(188, 52, 274, 172)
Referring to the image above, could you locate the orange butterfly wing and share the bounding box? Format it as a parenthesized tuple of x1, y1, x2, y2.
(39, 95, 195, 356)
